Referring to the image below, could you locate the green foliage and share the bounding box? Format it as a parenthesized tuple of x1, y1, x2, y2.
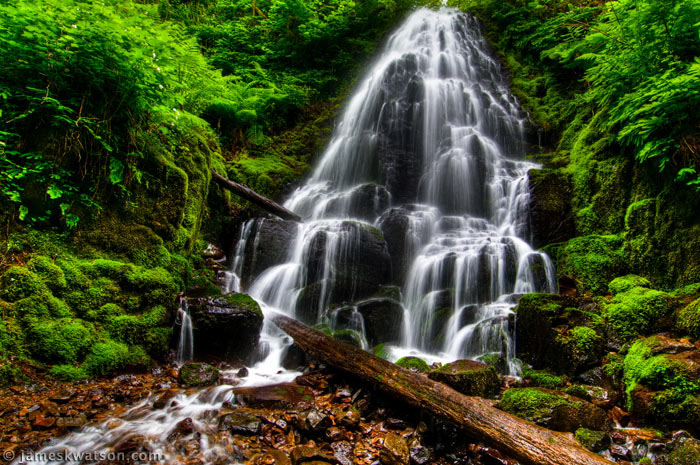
(676, 298, 700, 340)
(0, 362, 23, 386)
(608, 274, 652, 295)
(0, 266, 49, 302)
(603, 285, 674, 340)
(49, 364, 88, 382)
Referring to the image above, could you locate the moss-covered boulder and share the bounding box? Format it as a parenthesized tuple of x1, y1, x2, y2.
(396, 356, 430, 373)
(356, 298, 404, 347)
(623, 336, 700, 431)
(187, 293, 263, 362)
(515, 293, 604, 374)
(574, 428, 609, 451)
(603, 284, 675, 341)
(239, 218, 299, 287)
(179, 362, 219, 387)
(667, 437, 700, 465)
(428, 360, 500, 397)
(677, 297, 700, 340)
(498, 388, 609, 432)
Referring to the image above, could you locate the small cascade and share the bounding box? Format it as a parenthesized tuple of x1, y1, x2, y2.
(229, 7, 557, 375)
(175, 297, 193, 366)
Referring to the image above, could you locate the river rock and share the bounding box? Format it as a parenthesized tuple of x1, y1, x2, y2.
(499, 387, 609, 432)
(187, 293, 263, 362)
(253, 450, 292, 465)
(178, 362, 219, 387)
(357, 298, 404, 346)
(241, 218, 299, 285)
(234, 383, 314, 409)
(428, 360, 500, 397)
(527, 168, 575, 249)
(219, 411, 261, 435)
(290, 446, 335, 465)
(330, 441, 354, 465)
(381, 432, 409, 465)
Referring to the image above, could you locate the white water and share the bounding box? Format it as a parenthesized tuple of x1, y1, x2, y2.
(18, 8, 556, 463)
(232, 8, 556, 374)
(174, 298, 193, 366)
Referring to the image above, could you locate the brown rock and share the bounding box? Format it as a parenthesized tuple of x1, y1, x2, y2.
(32, 414, 55, 429)
(56, 413, 87, 429)
(235, 383, 314, 409)
(381, 432, 409, 465)
(290, 446, 335, 465)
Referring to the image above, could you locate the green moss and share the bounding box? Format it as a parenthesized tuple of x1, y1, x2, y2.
(521, 367, 565, 389)
(106, 306, 168, 345)
(82, 340, 150, 378)
(516, 293, 562, 314)
(667, 439, 700, 465)
(27, 318, 95, 364)
(373, 343, 389, 360)
(396, 356, 430, 372)
(86, 303, 125, 322)
(604, 286, 674, 340)
(574, 428, 607, 451)
(566, 326, 601, 354)
(221, 292, 262, 316)
(551, 235, 625, 295)
(63, 277, 121, 317)
(677, 298, 700, 340)
(179, 361, 219, 387)
(49, 364, 88, 382)
(0, 315, 23, 357)
(28, 256, 67, 293)
(372, 286, 402, 301)
(499, 388, 571, 423)
(0, 362, 23, 386)
(608, 275, 652, 295)
(0, 266, 49, 302)
(332, 329, 364, 347)
(11, 293, 72, 321)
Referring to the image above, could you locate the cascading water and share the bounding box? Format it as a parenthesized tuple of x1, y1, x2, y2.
(18, 9, 557, 464)
(175, 297, 193, 366)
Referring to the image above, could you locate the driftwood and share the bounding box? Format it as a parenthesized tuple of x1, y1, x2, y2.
(210, 169, 303, 222)
(272, 314, 614, 465)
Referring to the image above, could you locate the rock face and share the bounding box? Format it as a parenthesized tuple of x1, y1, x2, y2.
(296, 221, 392, 323)
(499, 387, 609, 433)
(241, 218, 299, 286)
(357, 298, 404, 346)
(527, 168, 576, 249)
(428, 360, 500, 397)
(178, 362, 219, 387)
(515, 293, 604, 375)
(187, 293, 263, 362)
(322, 184, 392, 221)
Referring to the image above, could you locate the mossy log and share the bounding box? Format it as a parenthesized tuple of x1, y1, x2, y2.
(272, 314, 614, 465)
(210, 169, 303, 222)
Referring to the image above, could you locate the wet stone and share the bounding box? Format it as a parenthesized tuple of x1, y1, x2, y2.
(381, 432, 409, 465)
(167, 417, 196, 440)
(56, 413, 87, 429)
(331, 441, 354, 465)
(178, 362, 219, 387)
(290, 446, 335, 465)
(219, 411, 262, 435)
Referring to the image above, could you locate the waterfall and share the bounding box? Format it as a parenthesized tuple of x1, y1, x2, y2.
(175, 297, 193, 366)
(233, 8, 556, 374)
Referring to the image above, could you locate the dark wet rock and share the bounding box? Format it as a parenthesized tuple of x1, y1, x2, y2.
(428, 360, 500, 397)
(667, 437, 700, 465)
(378, 208, 415, 283)
(219, 411, 261, 435)
(608, 444, 631, 461)
(234, 383, 314, 409)
(331, 441, 354, 465)
(153, 389, 179, 409)
(325, 426, 344, 441)
(49, 390, 75, 404)
(515, 293, 604, 375)
(386, 418, 407, 430)
(253, 450, 293, 465)
(337, 408, 361, 428)
(237, 367, 249, 378)
(167, 417, 196, 440)
(203, 243, 226, 260)
(187, 293, 263, 362)
(178, 362, 219, 387)
(499, 388, 609, 433)
(301, 408, 332, 432)
(408, 438, 431, 465)
(282, 344, 308, 370)
(357, 298, 404, 346)
(527, 168, 575, 249)
(241, 218, 299, 285)
(381, 432, 409, 465)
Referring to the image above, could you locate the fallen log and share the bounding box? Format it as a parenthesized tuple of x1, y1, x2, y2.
(272, 314, 614, 465)
(211, 169, 303, 222)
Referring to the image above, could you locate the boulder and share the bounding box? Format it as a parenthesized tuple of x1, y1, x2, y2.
(378, 207, 413, 283)
(234, 382, 314, 409)
(357, 298, 404, 346)
(323, 183, 391, 221)
(527, 168, 575, 249)
(241, 218, 299, 285)
(515, 293, 604, 375)
(187, 292, 263, 362)
(218, 411, 261, 435)
(428, 360, 500, 397)
(498, 388, 609, 432)
(178, 362, 219, 387)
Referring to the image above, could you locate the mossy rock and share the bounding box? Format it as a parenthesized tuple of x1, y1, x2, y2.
(26, 318, 95, 364)
(332, 329, 364, 348)
(428, 360, 500, 397)
(608, 274, 652, 295)
(574, 428, 609, 451)
(0, 266, 49, 302)
(28, 256, 67, 294)
(499, 387, 609, 432)
(677, 298, 700, 340)
(668, 438, 700, 465)
(521, 367, 566, 389)
(396, 356, 430, 373)
(82, 340, 150, 378)
(179, 362, 219, 387)
(603, 285, 675, 341)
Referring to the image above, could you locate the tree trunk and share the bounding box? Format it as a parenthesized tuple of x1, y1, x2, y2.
(272, 314, 614, 465)
(211, 169, 303, 222)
